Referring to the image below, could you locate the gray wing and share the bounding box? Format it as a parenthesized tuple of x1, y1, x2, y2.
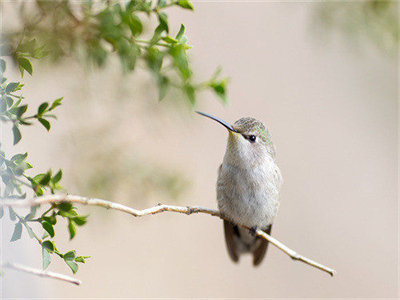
(252, 224, 272, 266)
(223, 220, 239, 263)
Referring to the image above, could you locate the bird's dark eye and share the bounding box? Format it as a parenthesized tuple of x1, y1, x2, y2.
(249, 135, 256, 142)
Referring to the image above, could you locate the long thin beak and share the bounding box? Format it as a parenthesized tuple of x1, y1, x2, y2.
(196, 111, 238, 133)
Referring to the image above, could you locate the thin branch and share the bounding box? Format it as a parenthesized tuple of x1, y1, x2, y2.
(1, 194, 336, 276)
(1, 262, 81, 285)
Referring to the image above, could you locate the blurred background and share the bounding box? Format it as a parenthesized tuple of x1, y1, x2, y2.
(1, 1, 398, 298)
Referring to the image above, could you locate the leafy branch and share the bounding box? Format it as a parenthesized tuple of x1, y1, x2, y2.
(0, 0, 230, 281)
(1, 194, 337, 277)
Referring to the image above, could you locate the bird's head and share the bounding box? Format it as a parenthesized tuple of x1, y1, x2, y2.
(196, 112, 276, 168)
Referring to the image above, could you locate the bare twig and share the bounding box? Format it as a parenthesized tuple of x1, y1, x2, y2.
(1, 194, 336, 276)
(1, 262, 81, 285)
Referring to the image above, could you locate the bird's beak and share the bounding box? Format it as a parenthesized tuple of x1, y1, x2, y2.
(196, 111, 238, 133)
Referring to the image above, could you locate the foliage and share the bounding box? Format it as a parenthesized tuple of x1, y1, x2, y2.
(0, 0, 228, 276)
(314, 0, 399, 56)
(2, 0, 229, 104)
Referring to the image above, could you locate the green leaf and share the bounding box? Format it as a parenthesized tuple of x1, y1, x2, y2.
(24, 206, 37, 220)
(41, 221, 55, 238)
(49, 97, 63, 111)
(17, 57, 33, 76)
(5, 96, 13, 107)
(14, 105, 28, 118)
(38, 102, 49, 115)
(161, 36, 178, 44)
(169, 44, 191, 79)
(5, 82, 19, 94)
(43, 215, 57, 225)
(9, 207, 16, 221)
(12, 125, 21, 145)
(42, 247, 51, 270)
(157, 12, 169, 33)
(175, 24, 185, 40)
(68, 220, 76, 240)
(0, 58, 5, 73)
(42, 240, 55, 252)
(65, 259, 78, 274)
(25, 223, 36, 238)
(0, 98, 7, 113)
(150, 24, 167, 45)
(64, 250, 76, 261)
(209, 78, 229, 103)
(157, 75, 169, 101)
(35, 171, 51, 185)
(51, 169, 62, 184)
(75, 256, 85, 263)
(11, 152, 28, 162)
(184, 84, 196, 105)
(123, 14, 143, 37)
(10, 222, 22, 242)
(0, 207, 3, 219)
(38, 118, 51, 131)
(57, 202, 73, 212)
(177, 0, 194, 10)
(72, 215, 88, 226)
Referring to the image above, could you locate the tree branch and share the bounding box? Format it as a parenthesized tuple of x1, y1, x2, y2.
(1, 262, 81, 285)
(1, 194, 336, 276)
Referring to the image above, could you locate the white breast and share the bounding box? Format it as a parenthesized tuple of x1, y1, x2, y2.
(217, 157, 282, 229)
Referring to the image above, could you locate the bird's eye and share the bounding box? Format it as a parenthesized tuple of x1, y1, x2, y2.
(248, 135, 256, 143)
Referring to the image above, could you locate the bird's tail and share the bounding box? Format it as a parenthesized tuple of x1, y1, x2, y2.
(223, 220, 272, 266)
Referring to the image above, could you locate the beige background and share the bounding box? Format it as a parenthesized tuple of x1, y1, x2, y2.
(1, 1, 398, 298)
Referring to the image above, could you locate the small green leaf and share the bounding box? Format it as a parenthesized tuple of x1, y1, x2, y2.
(0, 98, 7, 113)
(10, 222, 22, 242)
(209, 78, 229, 103)
(68, 220, 76, 240)
(5, 82, 19, 94)
(11, 152, 28, 162)
(41, 221, 55, 238)
(175, 24, 185, 40)
(42, 240, 55, 252)
(75, 256, 86, 263)
(12, 125, 21, 145)
(15, 105, 28, 118)
(169, 44, 191, 79)
(51, 170, 62, 184)
(38, 118, 50, 131)
(43, 215, 57, 225)
(25, 223, 36, 239)
(157, 12, 169, 33)
(72, 215, 88, 226)
(0, 58, 5, 73)
(57, 202, 73, 212)
(161, 36, 178, 44)
(49, 97, 63, 111)
(24, 206, 37, 220)
(157, 75, 169, 101)
(36, 171, 51, 185)
(17, 57, 33, 76)
(184, 84, 196, 105)
(38, 102, 49, 115)
(6, 96, 13, 107)
(177, 0, 194, 10)
(64, 250, 76, 261)
(9, 208, 16, 221)
(42, 247, 51, 270)
(65, 260, 78, 274)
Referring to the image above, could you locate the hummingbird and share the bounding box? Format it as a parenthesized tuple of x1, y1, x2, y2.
(197, 111, 282, 266)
